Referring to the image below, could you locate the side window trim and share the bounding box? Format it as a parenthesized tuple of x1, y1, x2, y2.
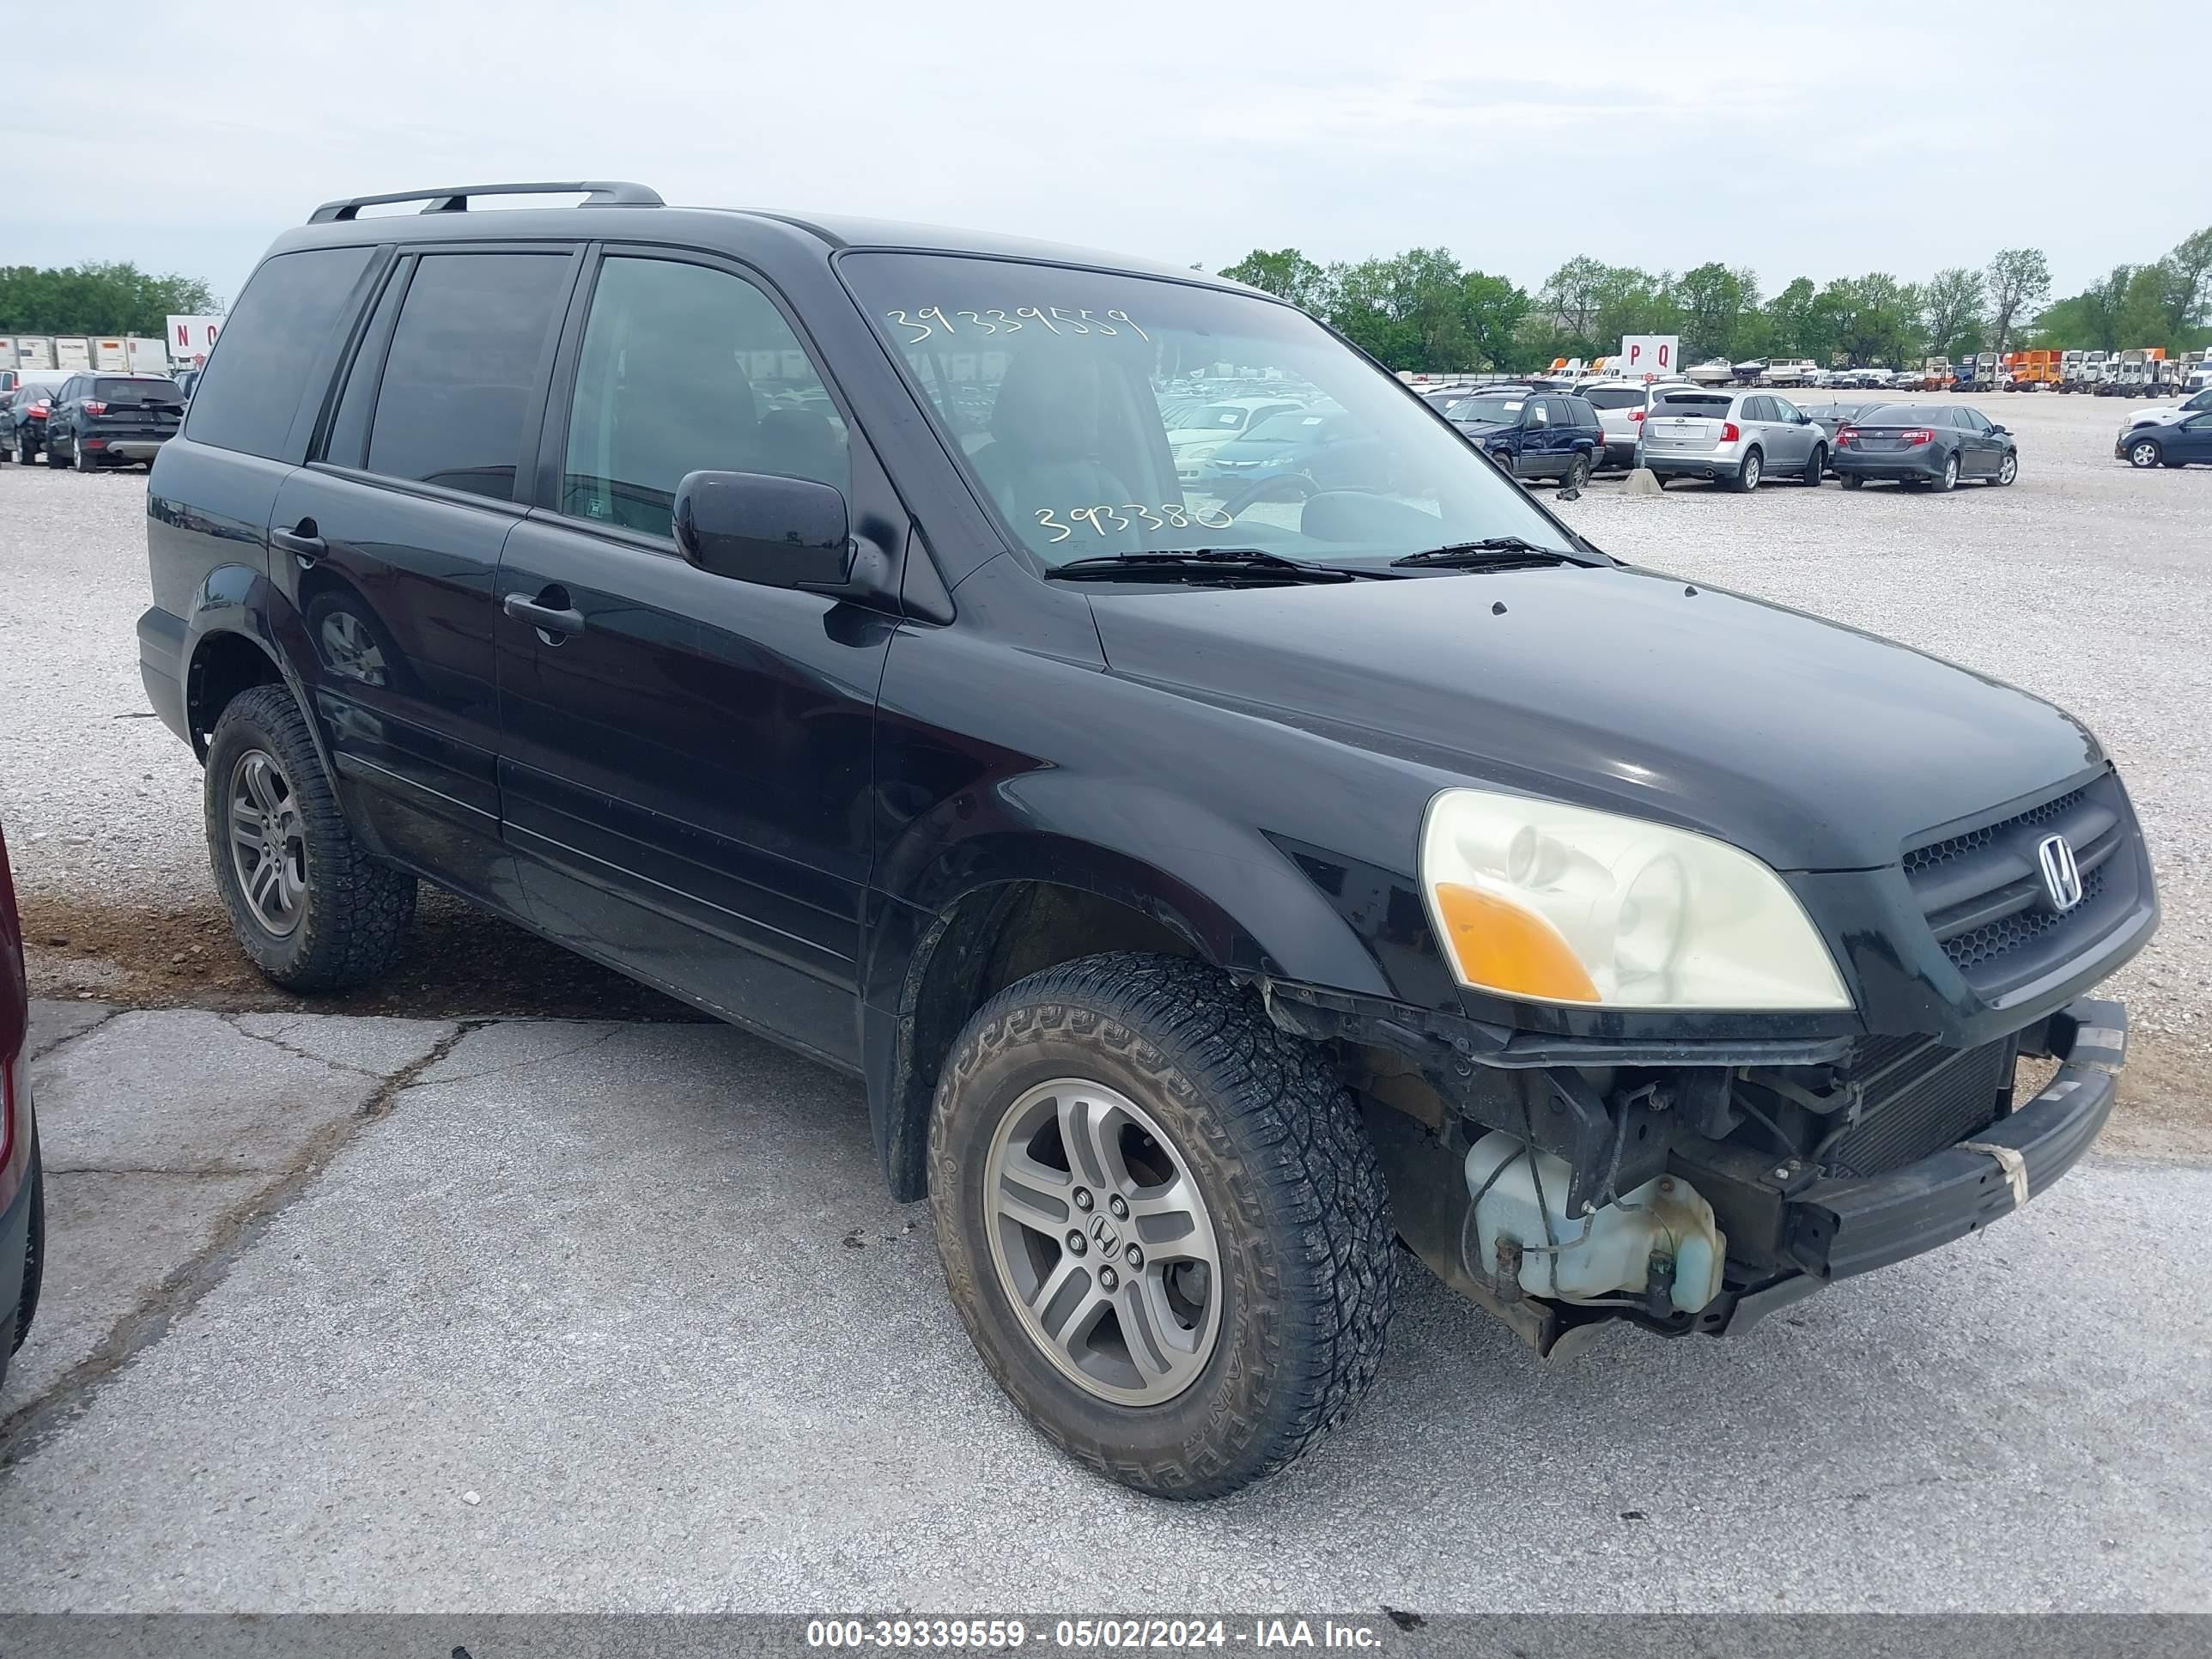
(313, 252, 416, 469)
(276, 245, 393, 465)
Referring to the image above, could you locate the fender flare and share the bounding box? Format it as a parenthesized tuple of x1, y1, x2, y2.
(179, 564, 333, 781)
(860, 779, 1397, 1199)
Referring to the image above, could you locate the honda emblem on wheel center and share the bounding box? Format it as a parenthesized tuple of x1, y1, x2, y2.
(1089, 1213, 1121, 1255)
(2038, 834, 2084, 913)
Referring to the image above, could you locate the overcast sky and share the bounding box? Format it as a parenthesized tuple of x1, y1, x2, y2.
(5, 2, 2208, 310)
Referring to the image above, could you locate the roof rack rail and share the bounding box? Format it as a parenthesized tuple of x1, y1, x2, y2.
(307, 181, 664, 224)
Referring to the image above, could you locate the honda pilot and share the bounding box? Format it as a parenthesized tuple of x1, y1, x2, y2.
(138, 182, 2154, 1498)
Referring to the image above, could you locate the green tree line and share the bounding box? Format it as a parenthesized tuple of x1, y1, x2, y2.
(1218, 227, 2212, 375)
(0, 263, 221, 337)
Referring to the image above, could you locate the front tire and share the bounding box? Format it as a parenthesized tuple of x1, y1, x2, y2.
(1994, 451, 2018, 485)
(929, 954, 1395, 1499)
(203, 684, 416, 991)
(2128, 437, 2162, 469)
(1802, 446, 1826, 486)
(1729, 448, 1762, 492)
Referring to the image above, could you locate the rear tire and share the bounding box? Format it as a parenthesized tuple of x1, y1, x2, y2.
(1561, 454, 1591, 492)
(43, 441, 66, 469)
(1933, 453, 1959, 492)
(203, 684, 416, 992)
(1728, 448, 1762, 492)
(73, 443, 95, 472)
(1841, 474, 1864, 489)
(929, 953, 1396, 1498)
(12, 437, 27, 466)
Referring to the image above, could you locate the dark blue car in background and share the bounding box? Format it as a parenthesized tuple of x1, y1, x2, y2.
(1447, 391, 1602, 487)
(1193, 404, 1395, 495)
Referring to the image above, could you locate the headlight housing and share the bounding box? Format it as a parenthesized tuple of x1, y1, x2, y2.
(1178, 441, 1226, 465)
(1419, 788, 1851, 1011)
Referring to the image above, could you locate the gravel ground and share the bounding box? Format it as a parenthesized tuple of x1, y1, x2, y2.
(0, 392, 2205, 1136)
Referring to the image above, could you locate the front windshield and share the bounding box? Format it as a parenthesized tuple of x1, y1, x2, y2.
(842, 252, 1574, 568)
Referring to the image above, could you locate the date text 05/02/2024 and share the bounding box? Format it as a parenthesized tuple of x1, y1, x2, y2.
(804, 1617, 1389, 1650)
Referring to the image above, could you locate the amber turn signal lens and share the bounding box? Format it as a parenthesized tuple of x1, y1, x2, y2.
(1431, 882, 1601, 1004)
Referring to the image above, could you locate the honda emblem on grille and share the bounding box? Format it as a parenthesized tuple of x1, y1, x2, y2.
(2037, 834, 2084, 913)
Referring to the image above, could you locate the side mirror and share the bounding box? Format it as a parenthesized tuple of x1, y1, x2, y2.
(1990, 424, 2008, 435)
(673, 471, 852, 591)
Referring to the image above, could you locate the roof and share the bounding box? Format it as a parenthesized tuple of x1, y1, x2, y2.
(277, 183, 1266, 297)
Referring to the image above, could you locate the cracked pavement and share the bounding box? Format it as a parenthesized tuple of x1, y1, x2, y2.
(0, 1001, 2207, 1613)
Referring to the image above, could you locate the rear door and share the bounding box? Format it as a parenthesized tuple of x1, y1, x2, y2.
(270, 246, 581, 902)
(493, 246, 898, 1065)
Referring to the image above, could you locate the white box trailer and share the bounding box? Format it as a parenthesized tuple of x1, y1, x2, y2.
(92, 337, 131, 371)
(10, 336, 56, 370)
(127, 337, 167, 374)
(52, 336, 93, 370)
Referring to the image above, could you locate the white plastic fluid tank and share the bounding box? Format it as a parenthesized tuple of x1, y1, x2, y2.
(1464, 1131, 1725, 1314)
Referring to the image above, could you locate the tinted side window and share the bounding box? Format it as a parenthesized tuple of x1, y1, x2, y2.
(560, 256, 849, 538)
(187, 246, 374, 459)
(365, 252, 570, 501)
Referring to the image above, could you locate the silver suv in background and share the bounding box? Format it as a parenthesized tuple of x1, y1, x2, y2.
(1640, 386, 1828, 492)
(1577, 379, 1698, 471)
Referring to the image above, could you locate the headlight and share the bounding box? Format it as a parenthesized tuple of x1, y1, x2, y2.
(1180, 441, 1225, 464)
(1419, 788, 1851, 1010)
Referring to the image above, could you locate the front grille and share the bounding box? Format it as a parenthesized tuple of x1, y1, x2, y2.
(1825, 1039, 2011, 1178)
(1900, 773, 2144, 997)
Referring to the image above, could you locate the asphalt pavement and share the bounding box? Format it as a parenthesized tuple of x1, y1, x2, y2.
(1, 1000, 2205, 1613)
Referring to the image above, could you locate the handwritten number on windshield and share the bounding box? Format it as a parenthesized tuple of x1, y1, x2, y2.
(1034, 502, 1234, 543)
(890, 307, 1147, 344)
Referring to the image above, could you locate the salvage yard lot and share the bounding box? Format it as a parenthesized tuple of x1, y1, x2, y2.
(0, 389, 2208, 1613)
(3, 388, 2207, 1148)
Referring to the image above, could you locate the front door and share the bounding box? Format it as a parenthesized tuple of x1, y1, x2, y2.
(495, 250, 896, 1066)
(274, 246, 580, 903)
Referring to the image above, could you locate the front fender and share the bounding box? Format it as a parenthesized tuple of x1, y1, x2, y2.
(872, 775, 1394, 1000)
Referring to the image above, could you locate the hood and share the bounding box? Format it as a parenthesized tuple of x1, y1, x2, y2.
(1088, 563, 2100, 871)
(2126, 405, 2190, 428)
(1167, 425, 1241, 449)
(1209, 436, 1303, 465)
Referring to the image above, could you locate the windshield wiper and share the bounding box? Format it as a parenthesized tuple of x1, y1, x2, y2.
(1390, 536, 1584, 569)
(1046, 548, 1376, 585)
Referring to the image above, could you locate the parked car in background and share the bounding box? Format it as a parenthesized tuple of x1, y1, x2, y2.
(1166, 396, 1308, 483)
(2118, 410, 2212, 468)
(1577, 379, 1696, 471)
(2116, 386, 2212, 437)
(0, 810, 45, 1395)
(1834, 404, 2017, 491)
(0, 385, 58, 465)
(1759, 359, 1820, 387)
(174, 367, 204, 402)
(1639, 387, 1827, 491)
(1796, 401, 1881, 475)
(40, 373, 187, 471)
(0, 368, 15, 396)
(1446, 389, 1601, 486)
(1194, 405, 1403, 496)
(0, 369, 78, 465)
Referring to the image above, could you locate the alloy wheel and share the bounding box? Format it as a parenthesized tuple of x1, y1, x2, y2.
(226, 749, 307, 937)
(981, 1077, 1224, 1406)
(2130, 441, 2160, 469)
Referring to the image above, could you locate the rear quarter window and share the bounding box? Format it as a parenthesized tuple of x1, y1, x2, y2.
(186, 246, 375, 459)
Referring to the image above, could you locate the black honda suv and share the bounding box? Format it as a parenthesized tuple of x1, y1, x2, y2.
(138, 182, 2154, 1498)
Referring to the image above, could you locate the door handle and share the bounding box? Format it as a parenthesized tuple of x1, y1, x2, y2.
(273, 521, 325, 567)
(503, 590, 586, 637)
